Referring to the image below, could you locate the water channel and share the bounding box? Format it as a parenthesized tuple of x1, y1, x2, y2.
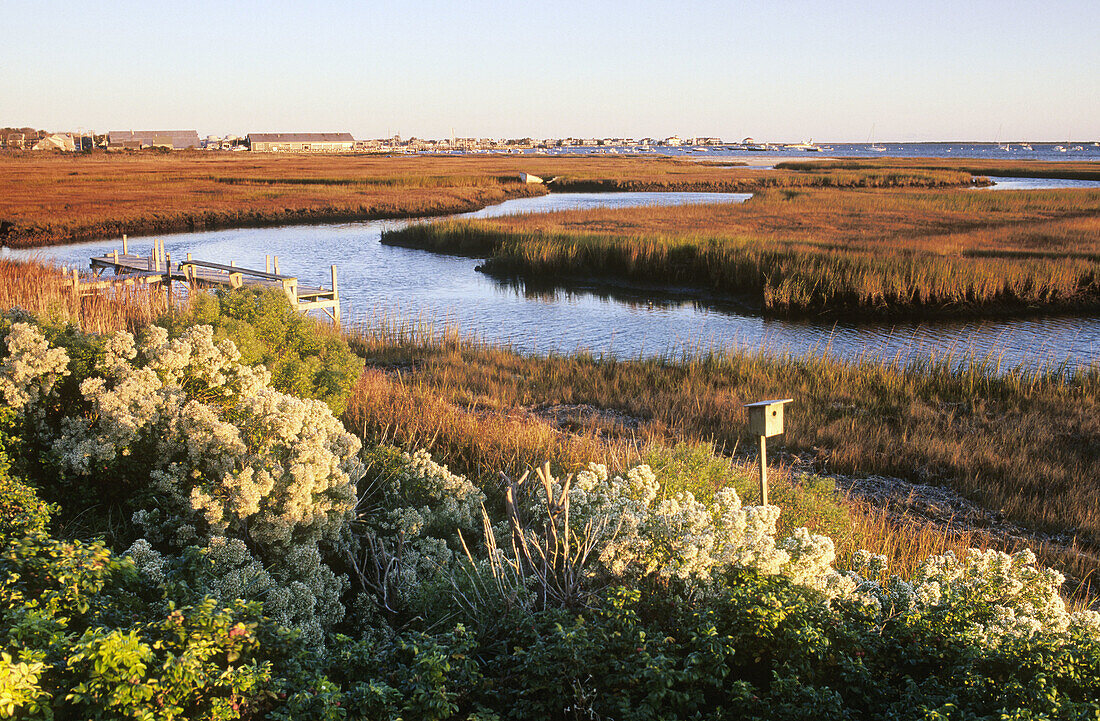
(6, 188, 1098, 371)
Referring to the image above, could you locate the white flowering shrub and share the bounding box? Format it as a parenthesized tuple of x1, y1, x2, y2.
(1, 320, 363, 647)
(878, 547, 1100, 646)
(352, 448, 486, 615)
(497, 461, 1100, 649)
(527, 462, 843, 593)
(0, 322, 69, 411)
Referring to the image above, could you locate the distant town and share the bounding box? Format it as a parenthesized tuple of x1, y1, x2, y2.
(1, 128, 800, 153)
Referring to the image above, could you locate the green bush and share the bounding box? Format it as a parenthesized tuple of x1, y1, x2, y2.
(178, 287, 362, 415)
(0, 470, 302, 719)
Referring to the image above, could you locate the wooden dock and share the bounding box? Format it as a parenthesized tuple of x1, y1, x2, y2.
(72, 235, 341, 325)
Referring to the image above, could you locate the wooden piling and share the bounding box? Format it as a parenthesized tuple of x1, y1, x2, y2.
(331, 265, 340, 326)
(122, 234, 128, 255)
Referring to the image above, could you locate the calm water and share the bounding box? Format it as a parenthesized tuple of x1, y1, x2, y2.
(520, 142, 1100, 163)
(6, 191, 1098, 371)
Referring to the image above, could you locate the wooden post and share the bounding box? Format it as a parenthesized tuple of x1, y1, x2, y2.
(273, 256, 280, 275)
(230, 260, 235, 267)
(122, 234, 128, 255)
(112, 249, 118, 264)
(282, 278, 298, 305)
(266, 255, 271, 274)
(165, 253, 172, 297)
(186, 252, 192, 261)
(758, 435, 768, 506)
(330, 265, 340, 327)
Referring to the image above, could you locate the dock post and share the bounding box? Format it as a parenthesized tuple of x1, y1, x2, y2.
(266, 255, 271, 274)
(122, 234, 128, 255)
(165, 252, 172, 298)
(186, 252, 192, 262)
(331, 265, 340, 327)
(273, 256, 280, 275)
(112, 249, 118, 264)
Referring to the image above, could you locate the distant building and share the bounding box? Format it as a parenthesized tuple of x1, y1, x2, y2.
(32, 134, 76, 152)
(664, 136, 683, 146)
(247, 133, 355, 152)
(108, 130, 201, 150)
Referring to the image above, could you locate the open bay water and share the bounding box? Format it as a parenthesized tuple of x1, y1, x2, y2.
(6, 190, 1098, 373)
(529, 142, 1100, 163)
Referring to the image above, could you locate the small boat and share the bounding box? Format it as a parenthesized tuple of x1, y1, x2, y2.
(786, 139, 823, 151)
(1071, 145, 1084, 151)
(868, 125, 886, 151)
(1054, 145, 1067, 152)
(1019, 143, 1033, 150)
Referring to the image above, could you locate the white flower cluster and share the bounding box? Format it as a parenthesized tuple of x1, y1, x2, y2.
(539, 463, 847, 596)
(0, 322, 69, 411)
(362, 449, 487, 607)
(884, 548, 1100, 646)
(3, 321, 364, 646)
(528, 462, 1098, 645)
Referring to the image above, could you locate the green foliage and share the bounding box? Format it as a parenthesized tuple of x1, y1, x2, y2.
(0, 477, 261, 719)
(177, 287, 362, 415)
(3, 301, 1100, 718)
(640, 441, 750, 503)
(0, 411, 52, 544)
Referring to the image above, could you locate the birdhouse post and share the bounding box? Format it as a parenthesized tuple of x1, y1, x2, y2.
(744, 398, 793, 506)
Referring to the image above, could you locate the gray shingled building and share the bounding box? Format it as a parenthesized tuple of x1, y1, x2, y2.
(246, 133, 355, 152)
(107, 130, 200, 150)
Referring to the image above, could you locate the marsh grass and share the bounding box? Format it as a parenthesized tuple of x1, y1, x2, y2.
(777, 158, 1100, 181)
(0, 153, 977, 248)
(382, 187, 1100, 315)
(344, 313, 1100, 594)
(0, 258, 175, 333)
(1, 258, 1095, 602)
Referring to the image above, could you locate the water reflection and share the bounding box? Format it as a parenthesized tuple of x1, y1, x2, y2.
(4, 192, 1097, 371)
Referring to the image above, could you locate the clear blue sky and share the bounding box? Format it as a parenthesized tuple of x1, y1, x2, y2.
(4, 0, 1098, 141)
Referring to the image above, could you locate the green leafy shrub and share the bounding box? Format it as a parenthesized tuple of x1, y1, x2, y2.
(0, 470, 303, 719)
(178, 287, 363, 415)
